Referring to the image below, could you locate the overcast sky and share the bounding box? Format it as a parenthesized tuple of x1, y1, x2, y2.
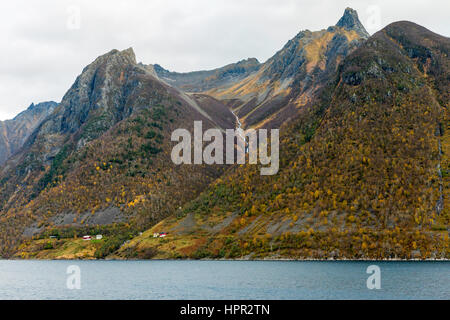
(0, 0, 449, 120)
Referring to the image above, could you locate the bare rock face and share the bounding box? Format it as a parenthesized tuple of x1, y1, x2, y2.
(40, 48, 137, 138)
(0, 101, 57, 165)
(19, 48, 150, 166)
(336, 7, 370, 38)
(258, 8, 369, 84)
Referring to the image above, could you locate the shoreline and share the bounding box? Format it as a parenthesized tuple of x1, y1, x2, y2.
(2, 257, 449, 262)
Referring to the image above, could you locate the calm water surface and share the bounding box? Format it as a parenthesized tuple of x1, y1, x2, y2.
(0, 260, 448, 299)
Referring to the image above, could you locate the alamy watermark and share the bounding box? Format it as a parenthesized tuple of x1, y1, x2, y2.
(171, 121, 279, 175)
(366, 265, 381, 290)
(365, 5, 382, 33)
(66, 265, 81, 290)
(66, 5, 81, 30)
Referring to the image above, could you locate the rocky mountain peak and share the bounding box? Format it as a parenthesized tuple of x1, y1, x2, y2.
(336, 7, 370, 38)
(8, 101, 57, 123)
(21, 101, 56, 116)
(237, 57, 260, 67)
(0, 101, 58, 165)
(85, 47, 136, 73)
(118, 47, 136, 64)
(33, 47, 140, 148)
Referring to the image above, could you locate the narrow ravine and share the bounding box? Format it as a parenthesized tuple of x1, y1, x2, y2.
(231, 108, 248, 153)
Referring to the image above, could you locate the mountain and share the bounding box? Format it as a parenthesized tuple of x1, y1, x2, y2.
(112, 21, 450, 260)
(2, 9, 449, 260)
(153, 8, 369, 130)
(335, 7, 370, 38)
(0, 48, 235, 257)
(0, 101, 57, 165)
(207, 7, 370, 129)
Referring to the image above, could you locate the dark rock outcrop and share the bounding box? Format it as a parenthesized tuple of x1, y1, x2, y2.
(336, 7, 370, 38)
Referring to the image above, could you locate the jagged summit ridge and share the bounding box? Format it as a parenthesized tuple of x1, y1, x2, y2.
(15, 101, 57, 119)
(153, 57, 261, 92)
(336, 7, 370, 38)
(0, 101, 57, 165)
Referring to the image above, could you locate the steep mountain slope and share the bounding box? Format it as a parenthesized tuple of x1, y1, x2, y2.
(0, 48, 235, 257)
(116, 21, 449, 260)
(204, 8, 370, 129)
(0, 101, 57, 165)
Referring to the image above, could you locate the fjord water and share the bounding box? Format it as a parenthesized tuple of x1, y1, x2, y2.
(0, 260, 448, 300)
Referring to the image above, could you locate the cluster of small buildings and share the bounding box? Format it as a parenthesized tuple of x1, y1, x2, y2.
(153, 232, 167, 238)
(82, 235, 103, 241)
(74, 232, 167, 241)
